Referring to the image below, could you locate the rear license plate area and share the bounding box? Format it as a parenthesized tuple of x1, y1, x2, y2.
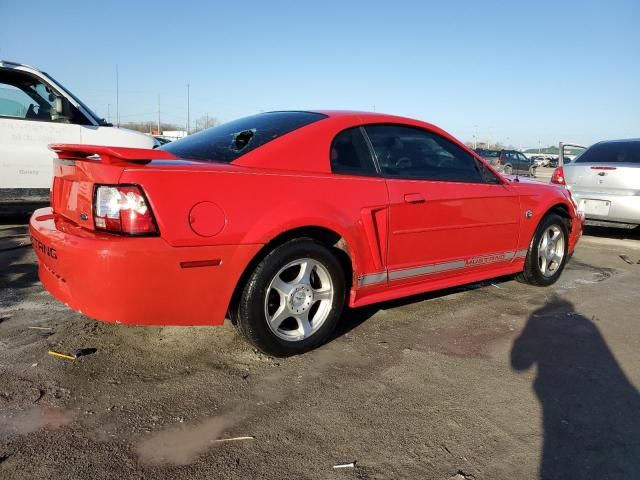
(579, 199, 611, 216)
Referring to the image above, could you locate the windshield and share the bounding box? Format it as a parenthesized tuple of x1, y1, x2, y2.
(161, 111, 327, 162)
(574, 141, 640, 164)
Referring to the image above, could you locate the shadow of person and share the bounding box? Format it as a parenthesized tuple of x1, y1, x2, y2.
(511, 297, 640, 479)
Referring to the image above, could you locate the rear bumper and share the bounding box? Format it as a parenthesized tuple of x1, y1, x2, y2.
(571, 190, 640, 225)
(29, 208, 261, 326)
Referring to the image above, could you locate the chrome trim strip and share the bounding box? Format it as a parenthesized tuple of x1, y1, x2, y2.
(359, 249, 528, 286)
(389, 259, 466, 280)
(358, 272, 387, 286)
(389, 250, 520, 281)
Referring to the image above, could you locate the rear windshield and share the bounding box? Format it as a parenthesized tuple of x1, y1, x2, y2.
(574, 141, 640, 164)
(160, 111, 327, 162)
(474, 149, 500, 158)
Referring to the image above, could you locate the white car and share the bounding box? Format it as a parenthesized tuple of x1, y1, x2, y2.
(0, 60, 157, 204)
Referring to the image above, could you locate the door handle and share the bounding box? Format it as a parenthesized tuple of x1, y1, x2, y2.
(404, 193, 425, 204)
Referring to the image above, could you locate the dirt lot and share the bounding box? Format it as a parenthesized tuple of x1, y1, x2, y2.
(1, 214, 640, 480)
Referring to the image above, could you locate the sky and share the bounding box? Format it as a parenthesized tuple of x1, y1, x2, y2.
(1, 0, 638, 149)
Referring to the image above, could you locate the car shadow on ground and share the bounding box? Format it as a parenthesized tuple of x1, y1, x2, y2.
(510, 297, 640, 479)
(332, 274, 515, 340)
(584, 224, 640, 241)
(0, 248, 39, 310)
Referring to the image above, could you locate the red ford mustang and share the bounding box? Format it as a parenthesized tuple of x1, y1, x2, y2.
(30, 111, 584, 355)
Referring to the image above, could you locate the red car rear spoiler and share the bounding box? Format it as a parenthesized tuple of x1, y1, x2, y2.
(49, 144, 177, 165)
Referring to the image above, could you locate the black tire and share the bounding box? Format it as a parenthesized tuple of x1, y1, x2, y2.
(232, 238, 346, 356)
(503, 164, 513, 175)
(517, 213, 569, 286)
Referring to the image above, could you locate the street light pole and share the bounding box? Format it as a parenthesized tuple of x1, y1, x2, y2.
(186, 83, 190, 135)
(115, 64, 120, 127)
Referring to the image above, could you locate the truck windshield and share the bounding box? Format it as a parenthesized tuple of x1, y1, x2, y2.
(161, 111, 327, 162)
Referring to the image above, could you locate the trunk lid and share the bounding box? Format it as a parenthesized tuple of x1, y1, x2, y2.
(564, 163, 640, 196)
(50, 144, 176, 229)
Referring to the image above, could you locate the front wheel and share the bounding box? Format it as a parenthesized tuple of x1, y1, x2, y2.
(517, 213, 569, 286)
(232, 238, 346, 356)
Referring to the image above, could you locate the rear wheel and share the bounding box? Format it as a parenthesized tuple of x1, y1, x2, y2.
(517, 213, 569, 286)
(233, 238, 345, 356)
(503, 164, 513, 175)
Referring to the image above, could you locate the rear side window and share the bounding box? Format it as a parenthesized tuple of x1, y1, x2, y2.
(330, 127, 377, 176)
(364, 124, 485, 183)
(574, 141, 640, 164)
(161, 111, 327, 162)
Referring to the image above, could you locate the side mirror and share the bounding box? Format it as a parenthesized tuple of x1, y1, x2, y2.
(55, 96, 64, 115)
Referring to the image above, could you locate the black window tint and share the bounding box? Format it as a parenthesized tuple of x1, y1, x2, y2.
(364, 125, 484, 183)
(330, 127, 377, 176)
(574, 141, 640, 164)
(161, 111, 327, 163)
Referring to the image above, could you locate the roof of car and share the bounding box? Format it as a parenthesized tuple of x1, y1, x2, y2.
(595, 138, 640, 144)
(0, 60, 35, 69)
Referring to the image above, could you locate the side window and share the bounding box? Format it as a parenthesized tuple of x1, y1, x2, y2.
(0, 82, 37, 118)
(0, 69, 87, 124)
(330, 127, 377, 176)
(518, 153, 529, 164)
(363, 124, 484, 183)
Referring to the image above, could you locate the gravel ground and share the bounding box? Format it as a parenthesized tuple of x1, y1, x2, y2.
(1, 214, 640, 480)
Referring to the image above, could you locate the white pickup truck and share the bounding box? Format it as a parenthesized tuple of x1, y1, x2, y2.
(0, 60, 157, 205)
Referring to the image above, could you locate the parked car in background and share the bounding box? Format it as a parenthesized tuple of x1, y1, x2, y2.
(153, 136, 173, 145)
(552, 139, 640, 226)
(0, 60, 158, 205)
(30, 111, 583, 356)
(498, 150, 537, 176)
(473, 148, 501, 167)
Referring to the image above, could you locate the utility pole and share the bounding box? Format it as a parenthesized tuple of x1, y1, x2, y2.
(206, 112, 209, 129)
(186, 83, 190, 134)
(116, 64, 120, 127)
(157, 94, 161, 135)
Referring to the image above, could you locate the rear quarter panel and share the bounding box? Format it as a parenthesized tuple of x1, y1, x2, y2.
(119, 167, 390, 286)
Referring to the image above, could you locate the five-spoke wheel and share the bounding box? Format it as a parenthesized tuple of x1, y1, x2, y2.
(265, 258, 334, 342)
(232, 238, 345, 356)
(518, 213, 569, 286)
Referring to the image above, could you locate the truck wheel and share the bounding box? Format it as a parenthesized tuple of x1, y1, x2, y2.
(517, 214, 569, 286)
(233, 238, 345, 356)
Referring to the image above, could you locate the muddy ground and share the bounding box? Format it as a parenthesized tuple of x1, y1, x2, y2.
(1, 215, 640, 480)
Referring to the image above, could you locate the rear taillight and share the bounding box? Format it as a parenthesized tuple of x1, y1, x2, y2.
(94, 185, 158, 235)
(550, 167, 566, 185)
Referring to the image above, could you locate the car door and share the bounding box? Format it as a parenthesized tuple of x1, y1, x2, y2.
(363, 124, 521, 285)
(0, 67, 81, 198)
(516, 152, 530, 175)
